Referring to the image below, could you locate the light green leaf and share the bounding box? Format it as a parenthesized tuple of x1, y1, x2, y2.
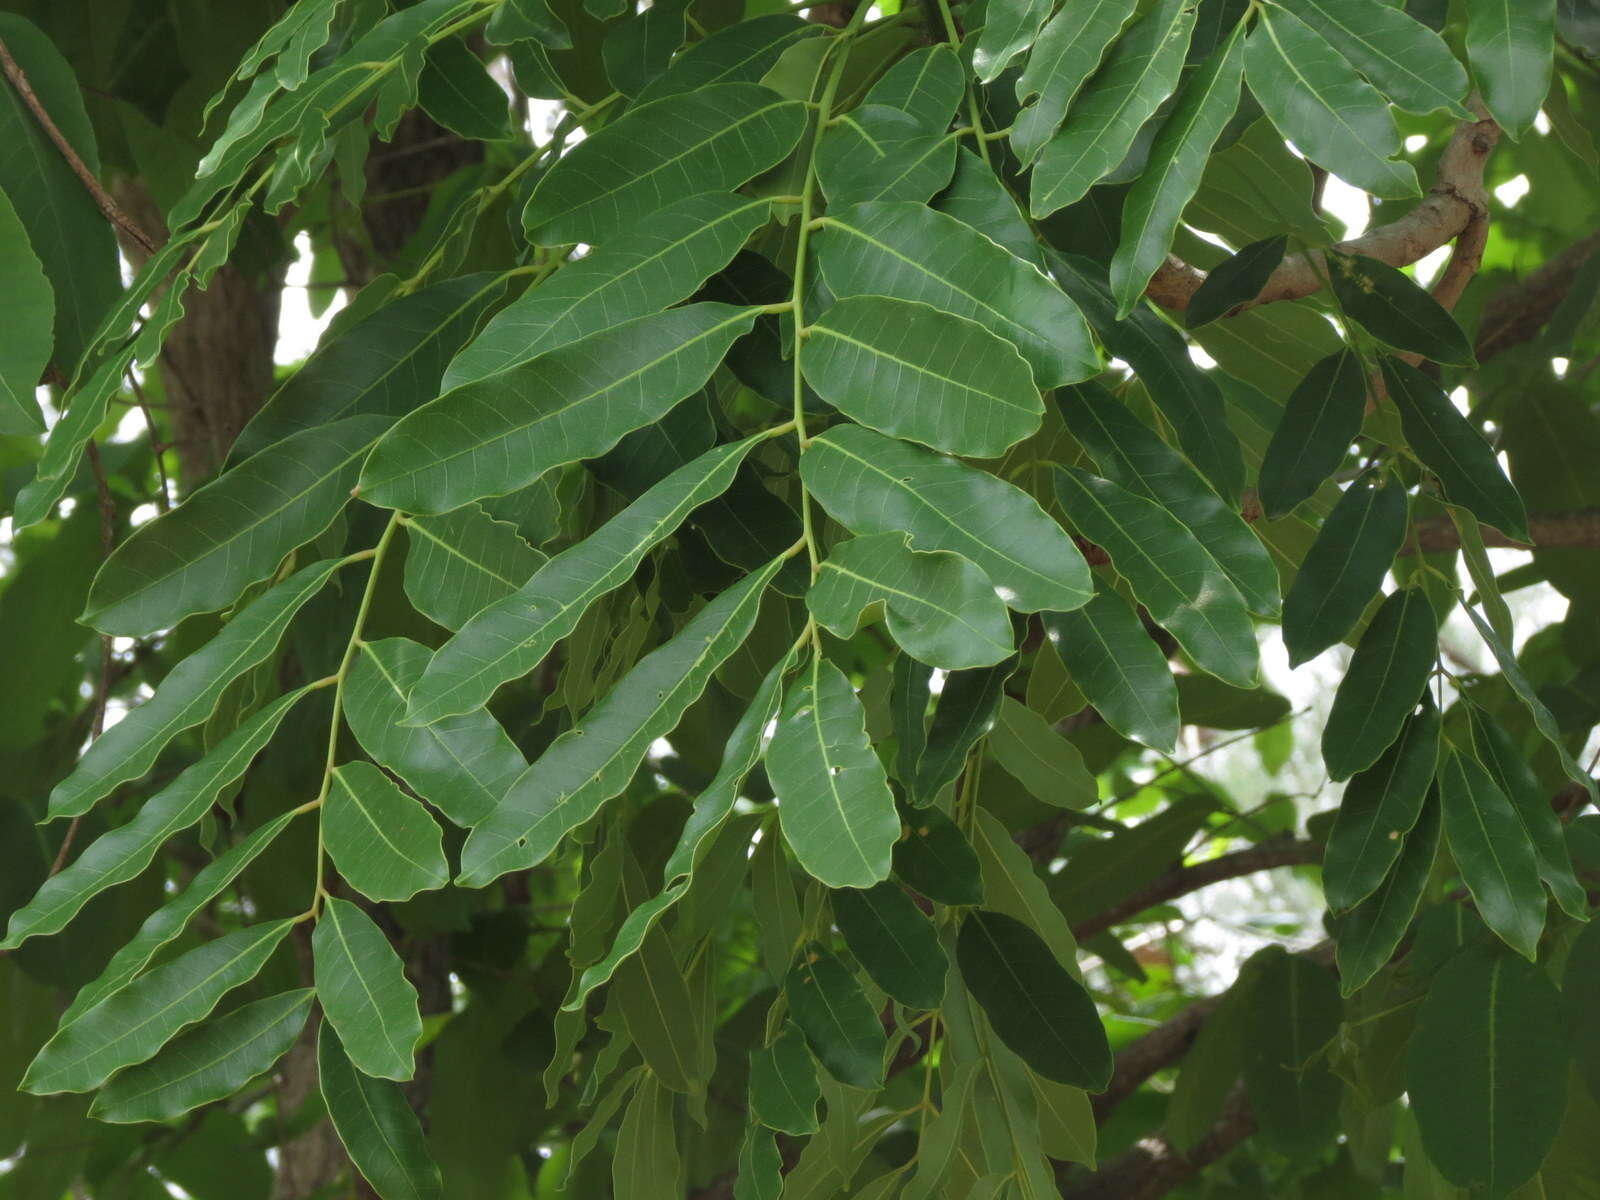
(459, 558, 781, 886)
(1053, 466, 1258, 688)
(933, 147, 1042, 267)
(405, 436, 758, 725)
(1335, 789, 1440, 995)
(988, 697, 1096, 810)
(60, 809, 299, 1027)
(1029, 0, 1196, 217)
(1245, 7, 1420, 199)
(313, 897, 423, 1081)
(1281, 471, 1409, 667)
(1185, 118, 1332, 248)
(769, 655, 899, 890)
(84, 416, 387, 637)
(232, 272, 511, 462)
(613, 1073, 683, 1200)
(1438, 747, 1546, 960)
(1277, 0, 1473, 119)
(802, 424, 1090, 614)
(831, 882, 948, 1009)
(1060, 382, 1279, 616)
(1408, 945, 1569, 1194)
(1041, 583, 1180, 753)
(973, 0, 1054, 83)
(1330, 255, 1475, 366)
(803, 296, 1041, 457)
(956, 910, 1111, 1090)
(24, 919, 295, 1095)
(893, 801, 985, 907)
(1322, 588, 1437, 781)
(1259, 350, 1368, 520)
(1184, 235, 1287, 329)
(785, 948, 887, 1090)
(0, 186, 50, 432)
(817, 200, 1097, 388)
(1466, 0, 1556, 138)
(815, 106, 957, 208)
(864, 44, 964, 132)
(1382, 356, 1528, 542)
(48, 557, 341, 819)
(972, 807, 1079, 970)
(359, 303, 756, 515)
(3, 687, 312, 950)
(445, 194, 771, 388)
(637, 14, 821, 103)
(402, 506, 545, 632)
(807, 533, 1013, 670)
(1324, 699, 1440, 912)
(326, 762, 448, 902)
(735, 1123, 783, 1200)
(1009, 0, 1138, 163)
(523, 83, 805, 245)
(318, 1024, 442, 1200)
(1110, 23, 1244, 314)
(92, 990, 312, 1124)
(749, 1023, 821, 1135)
(343, 638, 525, 829)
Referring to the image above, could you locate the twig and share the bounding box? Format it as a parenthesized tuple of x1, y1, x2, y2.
(0, 36, 160, 255)
(126, 371, 171, 511)
(1405, 507, 1600, 553)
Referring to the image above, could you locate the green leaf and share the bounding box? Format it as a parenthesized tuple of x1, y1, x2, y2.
(735, 1123, 783, 1200)
(1324, 699, 1440, 912)
(47, 558, 341, 820)
(1244, 7, 1420, 199)
(1329, 255, 1474, 366)
(1029, 0, 1196, 217)
(84, 417, 387, 637)
(1167, 968, 1256, 1151)
(913, 658, 1017, 804)
(972, 807, 1080, 970)
(987, 697, 1096, 810)
(523, 83, 805, 245)
(934, 147, 1043, 267)
(785, 948, 887, 1090)
(602, 0, 690, 98)
(313, 897, 423, 1081)
(1053, 466, 1258, 689)
(831, 882, 947, 1009)
(801, 424, 1091, 614)
(1335, 788, 1440, 995)
(1242, 949, 1342, 1159)
(1184, 235, 1286, 329)
(637, 15, 821, 103)
(1040, 584, 1180, 753)
(807, 533, 1013, 670)
(1322, 588, 1436, 781)
(815, 106, 957, 208)
(613, 1074, 683, 1200)
(1408, 945, 1569, 1194)
(319, 1025, 442, 1200)
(817, 201, 1097, 388)
(1438, 747, 1547, 959)
(360, 304, 756, 515)
(748, 1023, 821, 1135)
(1466, 0, 1556, 138)
(863, 45, 964, 133)
(570, 649, 794, 1009)
(1277, 0, 1473, 119)
(405, 436, 758, 725)
(1382, 356, 1528, 541)
(92, 989, 312, 1124)
(343, 638, 525, 829)
(444, 194, 771, 388)
(24, 919, 295, 1095)
(1050, 795, 1216, 924)
(325, 762, 449, 902)
(1281, 471, 1409, 667)
(891, 654, 932, 788)
(1185, 119, 1331, 248)
(1110, 23, 1244, 314)
(402, 506, 545, 632)
(972, 0, 1056, 83)
(1060, 382, 1279, 616)
(611, 914, 703, 1095)
(769, 654, 899, 889)
(0, 186, 49, 432)
(956, 910, 1112, 1090)
(3, 687, 311, 951)
(1051, 253, 1245, 501)
(1259, 350, 1369, 520)
(1008, 0, 1136, 161)
(892, 802, 985, 907)
(233, 273, 510, 462)
(803, 296, 1041, 457)
(459, 558, 780, 886)
(59, 809, 298, 1028)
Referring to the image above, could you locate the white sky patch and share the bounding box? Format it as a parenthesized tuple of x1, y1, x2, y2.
(1553, 356, 1570, 378)
(1413, 243, 1451, 287)
(1188, 344, 1217, 369)
(1404, 133, 1428, 152)
(1320, 171, 1369, 238)
(1494, 173, 1531, 208)
(275, 231, 345, 365)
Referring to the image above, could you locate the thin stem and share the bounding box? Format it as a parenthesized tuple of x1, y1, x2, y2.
(933, 0, 991, 168)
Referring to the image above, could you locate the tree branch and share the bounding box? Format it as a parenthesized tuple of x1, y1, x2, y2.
(0, 36, 160, 255)
(1145, 112, 1500, 315)
(1065, 1086, 1258, 1200)
(1407, 507, 1600, 553)
(1475, 231, 1600, 361)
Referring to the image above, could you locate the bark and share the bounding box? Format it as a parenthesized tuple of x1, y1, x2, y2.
(1476, 232, 1600, 361)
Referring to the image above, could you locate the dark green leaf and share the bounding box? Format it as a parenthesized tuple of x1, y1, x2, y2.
(1184, 235, 1286, 329)
(319, 1024, 442, 1200)
(815, 106, 956, 208)
(1242, 949, 1342, 1159)
(1041, 584, 1180, 753)
(636, 15, 821, 103)
(785, 948, 887, 1090)
(1321, 588, 1436, 781)
(1329, 254, 1474, 366)
(419, 39, 512, 138)
(1438, 746, 1547, 960)
(0, 186, 49, 432)
(325, 762, 448, 902)
(1334, 788, 1440, 995)
(1008, 0, 1136, 159)
(863, 45, 964, 133)
(1259, 350, 1368, 520)
(892, 802, 984, 907)
(987, 697, 1096, 810)
(832, 882, 947, 1009)
(402, 506, 545, 632)
(912, 658, 1016, 805)
(748, 1023, 820, 1135)
(1277, 0, 1472, 118)
(1466, 0, 1556, 137)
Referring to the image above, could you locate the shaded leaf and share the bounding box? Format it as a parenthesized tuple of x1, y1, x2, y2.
(815, 106, 956, 208)
(1277, 0, 1472, 119)
(1184, 235, 1286, 329)
(987, 697, 1096, 810)
(1330, 254, 1474, 366)
(832, 882, 947, 1009)
(1335, 789, 1441, 995)
(319, 1024, 442, 1200)
(748, 1023, 821, 1135)
(1008, 0, 1136, 159)
(1321, 588, 1436, 781)
(892, 801, 984, 907)
(1259, 350, 1368, 520)
(1466, 0, 1556, 138)
(785, 948, 887, 1090)
(1438, 747, 1546, 960)
(402, 506, 545, 632)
